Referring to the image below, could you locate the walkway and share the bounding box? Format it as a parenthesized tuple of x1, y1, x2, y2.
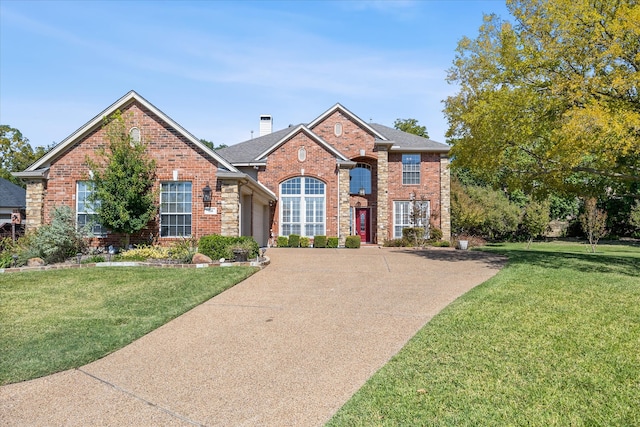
(1, 247, 505, 426)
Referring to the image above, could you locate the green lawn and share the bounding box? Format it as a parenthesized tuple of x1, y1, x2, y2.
(0, 266, 257, 385)
(327, 241, 640, 426)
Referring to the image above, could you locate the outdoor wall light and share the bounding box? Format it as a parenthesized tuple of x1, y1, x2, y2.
(202, 184, 212, 203)
(358, 187, 366, 196)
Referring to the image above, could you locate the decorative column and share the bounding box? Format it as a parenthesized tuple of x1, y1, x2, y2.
(25, 179, 45, 231)
(440, 154, 451, 241)
(376, 147, 389, 244)
(220, 180, 240, 237)
(338, 167, 351, 247)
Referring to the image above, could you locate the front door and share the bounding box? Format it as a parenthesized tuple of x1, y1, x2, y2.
(355, 208, 370, 243)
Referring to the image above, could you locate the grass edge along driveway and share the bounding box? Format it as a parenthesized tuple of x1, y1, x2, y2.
(327, 242, 640, 426)
(0, 266, 258, 385)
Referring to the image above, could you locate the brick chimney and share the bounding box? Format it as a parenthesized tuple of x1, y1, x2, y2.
(260, 115, 272, 136)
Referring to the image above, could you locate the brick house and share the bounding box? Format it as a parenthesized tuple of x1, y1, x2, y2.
(15, 91, 450, 247)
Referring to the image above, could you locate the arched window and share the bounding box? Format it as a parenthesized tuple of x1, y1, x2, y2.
(280, 177, 325, 237)
(350, 163, 372, 195)
(129, 127, 141, 145)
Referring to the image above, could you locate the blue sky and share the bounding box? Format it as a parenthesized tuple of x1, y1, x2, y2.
(1, 0, 511, 148)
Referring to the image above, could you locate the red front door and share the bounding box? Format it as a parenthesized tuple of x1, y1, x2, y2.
(355, 208, 370, 243)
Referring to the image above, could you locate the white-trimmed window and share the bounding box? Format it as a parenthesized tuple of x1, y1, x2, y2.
(160, 182, 192, 237)
(402, 154, 421, 185)
(76, 181, 106, 236)
(393, 201, 412, 239)
(394, 199, 431, 238)
(350, 163, 372, 195)
(280, 177, 325, 237)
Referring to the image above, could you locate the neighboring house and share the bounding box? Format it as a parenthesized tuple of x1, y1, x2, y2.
(0, 177, 26, 237)
(14, 91, 450, 247)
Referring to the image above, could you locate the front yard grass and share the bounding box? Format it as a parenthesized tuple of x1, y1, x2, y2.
(327, 241, 640, 426)
(0, 266, 257, 385)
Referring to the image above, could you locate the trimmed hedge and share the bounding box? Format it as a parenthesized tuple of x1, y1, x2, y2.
(300, 237, 310, 248)
(314, 235, 327, 248)
(345, 235, 361, 248)
(277, 236, 289, 247)
(327, 237, 339, 248)
(288, 234, 300, 248)
(199, 235, 259, 260)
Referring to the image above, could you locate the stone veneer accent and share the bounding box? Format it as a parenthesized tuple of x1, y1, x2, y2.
(376, 148, 389, 244)
(220, 180, 240, 236)
(25, 179, 45, 231)
(440, 155, 451, 241)
(338, 166, 352, 246)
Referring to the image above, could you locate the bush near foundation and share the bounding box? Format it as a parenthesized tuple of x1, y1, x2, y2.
(288, 234, 300, 248)
(199, 235, 259, 260)
(345, 235, 361, 248)
(327, 237, 339, 248)
(314, 235, 327, 248)
(277, 236, 289, 247)
(300, 237, 310, 248)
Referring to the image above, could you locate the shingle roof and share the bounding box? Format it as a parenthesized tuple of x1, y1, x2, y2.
(216, 120, 450, 164)
(0, 178, 26, 208)
(216, 126, 302, 163)
(369, 123, 450, 151)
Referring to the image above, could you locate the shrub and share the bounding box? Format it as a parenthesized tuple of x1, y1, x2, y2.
(300, 237, 310, 248)
(429, 227, 443, 241)
(430, 240, 451, 247)
(0, 237, 17, 268)
(198, 235, 258, 260)
(327, 237, 339, 248)
(277, 236, 289, 247)
(170, 237, 198, 263)
(402, 227, 425, 245)
(314, 235, 327, 248)
(345, 235, 361, 248)
(199, 234, 230, 260)
(27, 206, 85, 264)
(288, 234, 300, 248)
(119, 245, 169, 261)
(83, 255, 106, 263)
(383, 238, 409, 247)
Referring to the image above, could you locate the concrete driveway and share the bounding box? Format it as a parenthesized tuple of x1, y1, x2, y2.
(1, 247, 505, 426)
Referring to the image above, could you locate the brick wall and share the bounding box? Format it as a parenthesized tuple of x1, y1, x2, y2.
(257, 130, 340, 237)
(387, 152, 443, 237)
(42, 101, 221, 247)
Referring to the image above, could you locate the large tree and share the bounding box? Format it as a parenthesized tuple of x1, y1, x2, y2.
(0, 125, 49, 186)
(86, 111, 157, 247)
(393, 118, 429, 138)
(444, 0, 640, 196)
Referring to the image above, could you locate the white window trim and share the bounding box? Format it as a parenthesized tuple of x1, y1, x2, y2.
(279, 177, 326, 237)
(160, 181, 193, 237)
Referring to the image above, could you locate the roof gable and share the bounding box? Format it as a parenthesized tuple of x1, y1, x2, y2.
(307, 103, 387, 141)
(254, 125, 350, 161)
(26, 91, 238, 173)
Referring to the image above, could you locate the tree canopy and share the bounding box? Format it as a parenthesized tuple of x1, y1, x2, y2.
(393, 118, 429, 138)
(0, 125, 49, 186)
(86, 111, 157, 247)
(444, 0, 640, 197)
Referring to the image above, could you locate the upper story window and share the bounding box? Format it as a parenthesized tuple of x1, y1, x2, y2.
(402, 154, 420, 185)
(350, 163, 372, 195)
